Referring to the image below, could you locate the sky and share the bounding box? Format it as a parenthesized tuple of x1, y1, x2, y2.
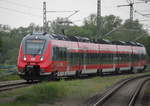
(0, 0, 150, 30)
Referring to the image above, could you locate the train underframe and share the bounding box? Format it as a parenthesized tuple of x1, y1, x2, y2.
(19, 64, 147, 82)
(19, 65, 51, 82)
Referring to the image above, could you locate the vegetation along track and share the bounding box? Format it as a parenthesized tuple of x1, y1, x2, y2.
(0, 80, 32, 92)
(93, 74, 150, 106)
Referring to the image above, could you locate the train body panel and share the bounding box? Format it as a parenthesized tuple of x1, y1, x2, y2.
(116, 45, 132, 69)
(17, 33, 148, 81)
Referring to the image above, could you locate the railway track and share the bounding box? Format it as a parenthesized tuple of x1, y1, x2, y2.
(0, 80, 32, 92)
(93, 74, 150, 106)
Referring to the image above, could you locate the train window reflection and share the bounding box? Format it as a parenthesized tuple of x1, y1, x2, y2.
(25, 39, 45, 55)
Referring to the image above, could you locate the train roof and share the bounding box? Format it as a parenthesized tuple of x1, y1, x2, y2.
(24, 32, 144, 47)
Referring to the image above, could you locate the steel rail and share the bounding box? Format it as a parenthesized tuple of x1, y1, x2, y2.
(128, 78, 150, 106)
(93, 74, 150, 106)
(0, 81, 34, 92)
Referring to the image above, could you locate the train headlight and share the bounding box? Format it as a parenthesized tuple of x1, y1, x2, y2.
(40, 56, 44, 61)
(23, 56, 27, 61)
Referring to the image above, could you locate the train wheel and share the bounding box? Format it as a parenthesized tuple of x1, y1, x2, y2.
(49, 71, 58, 81)
(138, 69, 143, 73)
(26, 79, 33, 83)
(31, 80, 34, 83)
(131, 67, 138, 73)
(142, 65, 147, 71)
(114, 68, 119, 74)
(75, 70, 81, 78)
(138, 67, 145, 73)
(129, 67, 134, 74)
(53, 72, 58, 80)
(26, 79, 30, 83)
(97, 69, 103, 77)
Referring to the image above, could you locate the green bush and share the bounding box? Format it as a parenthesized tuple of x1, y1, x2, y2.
(16, 81, 67, 103)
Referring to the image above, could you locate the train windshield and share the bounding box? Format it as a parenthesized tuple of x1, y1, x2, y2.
(25, 39, 45, 55)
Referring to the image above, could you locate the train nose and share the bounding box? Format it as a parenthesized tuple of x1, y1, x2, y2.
(23, 55, 44, 62)
(31, 57, 36, 61)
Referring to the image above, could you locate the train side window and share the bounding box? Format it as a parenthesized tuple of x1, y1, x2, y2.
(52, 47, 67, 61)
(52, 47, 59, 61)
(61, 47, 67, 61)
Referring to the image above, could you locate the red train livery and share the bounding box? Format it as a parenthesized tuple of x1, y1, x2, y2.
(17, 33, 147, 81)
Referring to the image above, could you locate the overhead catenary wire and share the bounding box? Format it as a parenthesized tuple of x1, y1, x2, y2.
(102, 25, 123, 38)
(66, 10, 79, 19)
(0, 0, 41, 10)
(0, 6, 42, 18)
(103, 24, 144, 39)
(135, 10, 150, 18)
(46, 11, 78, 13)
(133, 33, 148, 41)
(138, 0, 150, 3)
(117, 0, 148, 21)
(142, 14, 150, 16)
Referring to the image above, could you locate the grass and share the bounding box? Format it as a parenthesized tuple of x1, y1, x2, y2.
(0, 74, 20, 81)
(0, 65, 20, 81)
(0, 71, 150, 106)
(16, 82, 67, 103)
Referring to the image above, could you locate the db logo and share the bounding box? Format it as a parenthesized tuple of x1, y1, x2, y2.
(31, 58, 35, 61)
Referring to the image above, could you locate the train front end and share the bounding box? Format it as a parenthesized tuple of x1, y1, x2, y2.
(17, 33, 52, 81)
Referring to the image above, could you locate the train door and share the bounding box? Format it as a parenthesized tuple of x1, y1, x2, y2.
(66, 49, 73, 72)
(78, 50, 86, 71)
(83, 51, 87, 71)
(113, 52, 118, 68)
(79, 52, 83, 70)
(128, 51, 132, 67)
(66, 50, 80, 71)
(116, 46, 120, 71)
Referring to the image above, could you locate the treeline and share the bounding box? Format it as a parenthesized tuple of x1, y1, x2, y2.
(0, 14, 150, 65)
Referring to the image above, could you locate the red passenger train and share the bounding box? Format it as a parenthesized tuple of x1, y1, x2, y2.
(17, 33, 147, 81)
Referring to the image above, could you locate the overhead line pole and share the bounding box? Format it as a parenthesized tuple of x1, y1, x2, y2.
(130, 3, 134, 21)
(43, 1, 79, 33)
(117, 1, 146, 22)
(43, 2, 47, 32)
(117, 3, 134, 21)
(97, 0, 101, 40)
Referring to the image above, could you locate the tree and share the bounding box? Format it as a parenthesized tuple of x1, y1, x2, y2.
(50, 17, 70, 34)
(0, 36, 2, 50)
(0, 14, 149, 65)
(0, 23, 42, 64)
(82, 14, 122, 39)
(137, 36, 150, 61)
(50, 14, 123, 39)
(105, 19, 148, 41)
